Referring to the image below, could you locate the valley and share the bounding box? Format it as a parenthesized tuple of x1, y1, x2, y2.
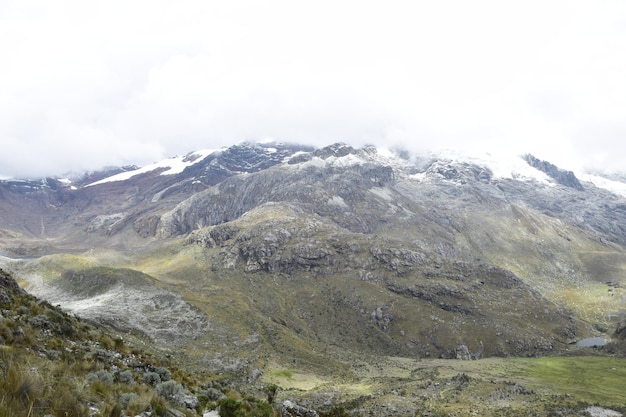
(1, 142, 626, 416)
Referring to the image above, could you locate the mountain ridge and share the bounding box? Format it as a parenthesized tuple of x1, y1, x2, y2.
(0, 141, 625, 363)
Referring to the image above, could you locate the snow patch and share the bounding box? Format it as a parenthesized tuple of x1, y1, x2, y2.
(87, 149, 215, 186)
(369, 187, 394, 201)
(327, 195, 349, 209)
(290, 147, 408, 171)
(326, 153, 364, 167)
(580, 174, 626, 198)
(423, 149, 553, 184)
(298, 157, 327, 169)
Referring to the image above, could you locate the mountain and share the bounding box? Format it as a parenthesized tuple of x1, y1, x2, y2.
(2, 141, 626, 415)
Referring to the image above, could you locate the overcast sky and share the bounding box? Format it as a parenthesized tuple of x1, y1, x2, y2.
(1, 0, 625, 178)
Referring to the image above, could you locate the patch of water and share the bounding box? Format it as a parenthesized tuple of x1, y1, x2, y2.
(573, 337, 607, 347)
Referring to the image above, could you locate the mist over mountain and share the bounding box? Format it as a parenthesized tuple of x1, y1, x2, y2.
(1, 141, 626, 415)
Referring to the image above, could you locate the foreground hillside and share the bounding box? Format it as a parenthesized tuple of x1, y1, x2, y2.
(1, 268, 215, 416)
(3, 267, 626, 416)
(2, 142, 626, 415)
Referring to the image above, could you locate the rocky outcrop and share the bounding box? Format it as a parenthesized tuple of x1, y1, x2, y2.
(614, 317, 626, 340)
(523, 154, 584, 190)
(456, 342, 484, 360)
(371, 305, 394, 331)
(0, 268, 23, 293)
(281, 400, 319, 417)
(424, 160, 493, 184)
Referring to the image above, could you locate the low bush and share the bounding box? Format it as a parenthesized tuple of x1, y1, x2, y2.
(153, 366, 172, 382)
(218, 396, 275, 417)
(116, 369, 134, 384)
(119, 392, 140, 409)
(86, 370, 114, 384)
(155, 380, 185, 406)
(142, 371, 161, 386)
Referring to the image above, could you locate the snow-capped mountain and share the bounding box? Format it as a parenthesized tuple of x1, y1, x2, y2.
(1, 140, 626, 247)
(1, 141, 625, 369)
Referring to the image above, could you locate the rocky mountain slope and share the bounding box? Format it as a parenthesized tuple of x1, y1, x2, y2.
(1, 141, 626, 413)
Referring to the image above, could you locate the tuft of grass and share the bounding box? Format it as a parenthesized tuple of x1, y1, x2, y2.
(0, 364, 43, 415)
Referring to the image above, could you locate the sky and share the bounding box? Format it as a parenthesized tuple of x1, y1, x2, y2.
(1, 0, 625, 179)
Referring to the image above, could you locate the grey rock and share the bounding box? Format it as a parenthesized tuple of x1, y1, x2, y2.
(523, 154, 584, 190)
(0, 269, 23, 293)
(456, 345, 472, 360)
(183, 394, 200, 409)
(281, 400, 319, 417)
(0, 290, 10, 305)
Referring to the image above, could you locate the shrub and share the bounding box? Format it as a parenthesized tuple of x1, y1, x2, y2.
(150, 395, 168, 417)
(98, 334, 116, 349)
(86, 370, 114, 384)
(28, 314, 53, 330)
(95, 348, 114, 362)
(264, 383, 279, 404)
(120, 389, 151, 415)
(218, 397, 240, 417)
(0, 320, 12, 343)
(142, 371, 161, 386)
(155, 380, 185, 406)
(58, 320, 77, 336)
(119, 392, 140, 408)
(218, 397, 275, 417)
(116, 370, 134, 384)
(204, 387, 226, 401)
(153, 366, 172, 382)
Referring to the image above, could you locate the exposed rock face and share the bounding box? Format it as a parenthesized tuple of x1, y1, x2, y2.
(0, 268, 22, 293)
(456, 342, 484, 360)
(523, 154, 584, 190)
(614, 318, 626, 340)
(456, 344, 472, 360)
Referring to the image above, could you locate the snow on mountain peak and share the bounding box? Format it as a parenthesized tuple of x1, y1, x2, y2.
(80, 142, 626, 199)
(416, 148, 553, 184)
(580, 173, 626, 198)
(286, 144, 410, 171)
(86, 149, 216, 187)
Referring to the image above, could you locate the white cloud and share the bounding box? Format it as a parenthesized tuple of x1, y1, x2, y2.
(1, 0, 625, 177)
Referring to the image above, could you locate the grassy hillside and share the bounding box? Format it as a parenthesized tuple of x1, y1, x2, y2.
(0, 268, 279, 417)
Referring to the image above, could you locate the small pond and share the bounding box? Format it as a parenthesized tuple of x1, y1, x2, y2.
(573, 337, 607, 347)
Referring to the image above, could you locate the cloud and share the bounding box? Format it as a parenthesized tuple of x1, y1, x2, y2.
(1, 0, 625, 178)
